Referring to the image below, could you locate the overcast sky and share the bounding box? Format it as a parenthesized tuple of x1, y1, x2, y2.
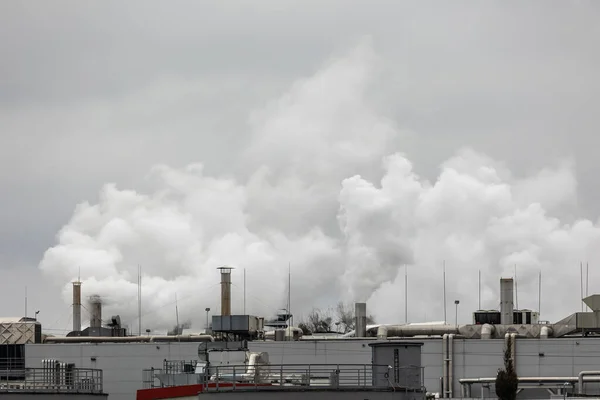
(1, 1, 600, 334)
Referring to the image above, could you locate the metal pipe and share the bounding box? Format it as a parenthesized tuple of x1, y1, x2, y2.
(449, 333, 455, 398)
(72, 281, 82, 333)
(355, 303, 367, 338)
(540, 325, 553, 339)
(43, 334, 214, 343)
(500, 278, 514, 325)
(460, 376, 600, 384)
(481, 323, 495, 339)
(89, 296, 102, 329)
(375, 324, 460, 339)
(578, 371, 600, 394)
(218, 266, 233, 316)
(442, 333, 447, 397)
(376, 325, 388, 340)
(504, 332, 517, 374)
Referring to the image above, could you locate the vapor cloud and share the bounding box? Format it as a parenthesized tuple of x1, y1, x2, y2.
(39, 40, 600, 331)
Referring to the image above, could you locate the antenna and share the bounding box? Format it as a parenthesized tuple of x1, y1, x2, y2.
(587, 262, 590, 309)
(175, 293, 179, 334)
(288, 263, 292, 328)
(443, 260, 447, 324)
(138, 265, 142, 336)
(514, 264, 518, 310)
(244, 268, 247, 315)
(25, 286, 27, 318)
(478, 270, 481, 310)
(538, 270, 542, 318)
(580, 262, 584, 312)
(405, 264, 408, 324)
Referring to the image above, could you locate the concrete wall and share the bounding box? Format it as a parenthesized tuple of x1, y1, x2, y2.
(25, 337, 600, 400)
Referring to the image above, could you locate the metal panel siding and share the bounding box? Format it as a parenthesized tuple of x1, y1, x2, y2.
(26, 342, 199, 400)
(25, 337, 600, 400)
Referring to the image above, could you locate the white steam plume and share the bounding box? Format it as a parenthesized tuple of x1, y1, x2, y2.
(40, 39, 600, 331)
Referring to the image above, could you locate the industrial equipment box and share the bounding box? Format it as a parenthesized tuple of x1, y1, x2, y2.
(212, 315, 260, 333)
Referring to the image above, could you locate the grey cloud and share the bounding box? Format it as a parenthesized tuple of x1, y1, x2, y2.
(1, 1, 600, 329)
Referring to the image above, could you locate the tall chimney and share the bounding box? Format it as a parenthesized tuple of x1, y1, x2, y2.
(72, 281, 82, 332)
(355, 302, 367, 337)
(500, 278, 514, 325)
(218, 266, 233, 316)
(90, 295, 102, 328)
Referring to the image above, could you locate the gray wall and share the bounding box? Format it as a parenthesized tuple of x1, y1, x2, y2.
(25, 337, 600, 400)
(199, 389, 422, 400)
(0, 394, 107, 400)
(25, 342, 199, 400)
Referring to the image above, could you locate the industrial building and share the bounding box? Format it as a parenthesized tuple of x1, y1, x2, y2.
(4, 268, 600, 400)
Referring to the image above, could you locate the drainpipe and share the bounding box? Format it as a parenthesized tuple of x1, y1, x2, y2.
(578, 371, 600, 395)
(449, 333, 455, 398)
(442, 334, 448, 398)
(504, 333, 517, 374)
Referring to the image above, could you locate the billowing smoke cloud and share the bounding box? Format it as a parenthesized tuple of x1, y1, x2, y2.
(40, 39, 600, 332)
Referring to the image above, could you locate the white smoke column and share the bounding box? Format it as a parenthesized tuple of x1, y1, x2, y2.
(345, 149, 600, 324)
(40, 38, 600, 330)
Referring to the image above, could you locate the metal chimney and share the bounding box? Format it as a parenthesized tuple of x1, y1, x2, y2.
(90, 295, 102, 328)
(72, 281, 82, 332)
(355, 302, 367, 337)
(500, 278, 514, 325)
(218, 266, 234, 316)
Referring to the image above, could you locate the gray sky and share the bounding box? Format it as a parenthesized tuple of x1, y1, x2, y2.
(1, 1, 600, 333)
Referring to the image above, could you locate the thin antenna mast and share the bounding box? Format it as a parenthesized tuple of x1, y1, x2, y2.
(244, 268, 247, 315)
(478, 270, 481, 310)
(405, 264, 408, 324)
(138, 265, 142, 336)
(25, 286, 27, 318)
(587, 262, 590, 310)
(514, 264, 518, 310)
(443, 260, 447, 324)
(538, 270, 542, 318)
(581, 262, 584, 312)
(288, 263, 292, 328)
(175, 293, 180, 333)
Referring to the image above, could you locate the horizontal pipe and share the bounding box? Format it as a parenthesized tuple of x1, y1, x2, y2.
(44, 334, 214, 343)
(460, 376, 600, 384)
(376, 324, 461, 339)
(150, 335, 214, 342)
(578, 371, 600, 394)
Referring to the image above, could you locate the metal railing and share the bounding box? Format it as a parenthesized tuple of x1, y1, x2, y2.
(207, 363, 380, 390)
(0, 367, 103, 394)
(142, 360, 200, 389)
(142, 361, 425, 392)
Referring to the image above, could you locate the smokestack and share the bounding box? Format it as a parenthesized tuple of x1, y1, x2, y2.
(90, 295, 102, 328)
(218, 266, 233, 316)
(355, 302, 367, 338)
(500, 278, 514, 325)
(72, 281, 82, 332)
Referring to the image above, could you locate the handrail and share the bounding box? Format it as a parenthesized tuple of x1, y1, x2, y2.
(142, 361, 425, 392)
(0, 367, 103, 394)
(205, 363, 424, 392)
